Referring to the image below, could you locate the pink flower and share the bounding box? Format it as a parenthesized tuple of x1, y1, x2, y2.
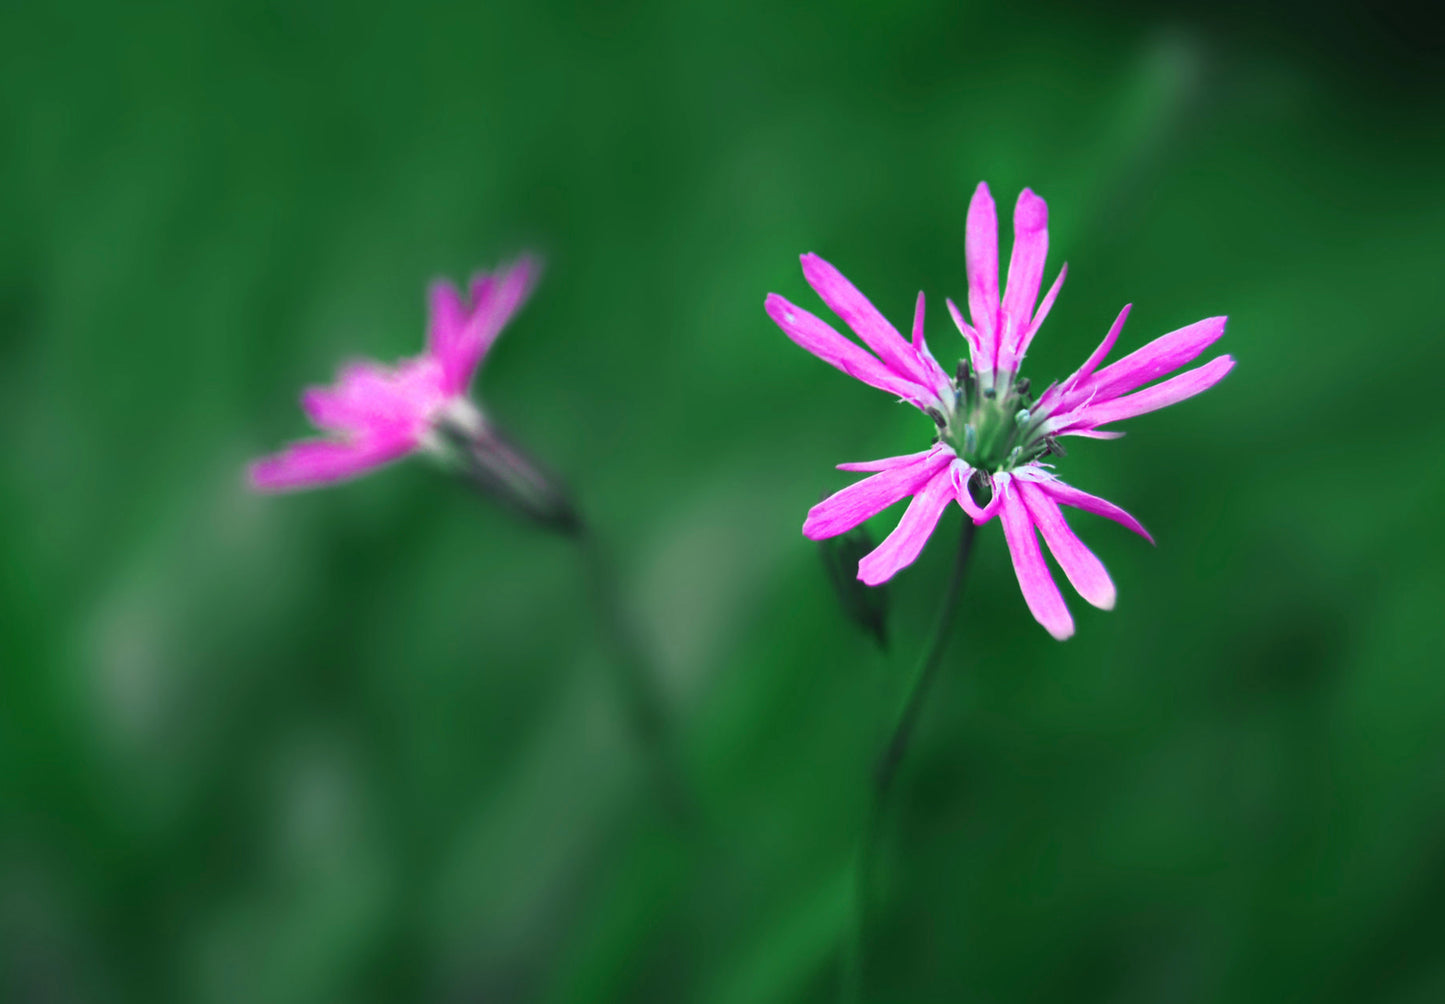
(249, 256, 539, 492)
(767, 183, 1234, 640)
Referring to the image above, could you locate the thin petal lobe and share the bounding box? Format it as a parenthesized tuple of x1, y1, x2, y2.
(803, 447, 951, 540)
(999, 484, 1075, 640)
(856, 470, 955, 585)
(1018, 481, 1116, 610)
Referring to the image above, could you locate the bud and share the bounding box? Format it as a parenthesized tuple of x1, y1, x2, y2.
(819, 524, 889, 650)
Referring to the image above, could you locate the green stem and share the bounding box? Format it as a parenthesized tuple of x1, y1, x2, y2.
(844, 517, 979, 1002)
(447, 422, 690, 823)
(575, 523, 695, 828)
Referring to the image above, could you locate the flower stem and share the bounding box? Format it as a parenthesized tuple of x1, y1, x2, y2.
(844, 516, 979, 1002)
(574, 523, 695, 828)
(447, 424, 692, 825)
(873, 517, 979, 799)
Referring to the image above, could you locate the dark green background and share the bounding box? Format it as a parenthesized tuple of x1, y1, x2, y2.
(4, 1, 1443, 1001)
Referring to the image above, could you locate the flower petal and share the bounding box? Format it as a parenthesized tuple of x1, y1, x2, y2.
(800, 253, 932, 388)
(998, 484, 1074, 640)
(468, 272, 495, 309)
(1080, 355, 1235, 427)
(1037, 478, 1153, 544)
(965, 182, 1000, 365)
(803, 447, 951, 540)
(767, 294, 931, 403)
(1067, 428, 1126, 440)
(1018, 480, 1116, 610)
(301, 382, 370, 434)
(301, 360, 440, 437)
(1037, 305, 1132, 421)
(248, 436, 415, 492)
(997, 188, 1049, 373)
(446, 255, 541, 394)
(949, 462, 1003, 523)
(837, 447, 941, 472)
(1072, 304, 1132, 390)
(856, 469, 955, 585)
(1086, 315, 1227, 402)
(426, 280, 468, 372)
(1017, 263, 1066, 363)
(947, 297, 991, 379)
(908, 292, 954, 399)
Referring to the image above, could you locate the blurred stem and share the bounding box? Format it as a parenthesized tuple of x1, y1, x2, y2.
(845, 517, 978, 1002)
(450, 424, 692, 826)
(574, 522, 695, 828)
(873, 518, 978, 798)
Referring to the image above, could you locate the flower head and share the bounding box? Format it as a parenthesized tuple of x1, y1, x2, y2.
(767, 182, 1234, 639)
(249, 256, 539, 491)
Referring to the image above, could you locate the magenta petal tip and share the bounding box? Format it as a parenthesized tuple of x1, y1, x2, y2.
(1015, 188, 1048, 231)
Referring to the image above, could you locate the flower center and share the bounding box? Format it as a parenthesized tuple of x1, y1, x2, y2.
(937, 363, 1057, 474)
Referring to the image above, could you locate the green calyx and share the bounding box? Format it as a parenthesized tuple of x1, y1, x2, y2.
(938, 363, 1057, 474)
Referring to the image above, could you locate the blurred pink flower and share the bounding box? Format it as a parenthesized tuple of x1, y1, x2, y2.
(249, 256, 539, 491)
(767, 183, 1233, 639)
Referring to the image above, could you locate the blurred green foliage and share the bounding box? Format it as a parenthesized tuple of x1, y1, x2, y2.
(3, 1, 1444, 1001)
